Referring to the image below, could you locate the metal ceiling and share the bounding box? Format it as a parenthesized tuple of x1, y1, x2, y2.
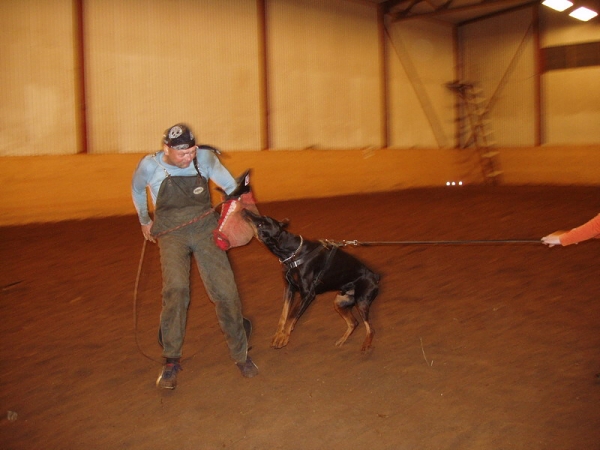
(374, 0, 539, 25)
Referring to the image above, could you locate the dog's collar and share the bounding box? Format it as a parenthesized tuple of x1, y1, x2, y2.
(280, 238, 335, 270)
(279, 235, 304, 266)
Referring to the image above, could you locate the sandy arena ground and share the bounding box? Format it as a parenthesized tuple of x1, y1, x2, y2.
(1, 186, 599, 449)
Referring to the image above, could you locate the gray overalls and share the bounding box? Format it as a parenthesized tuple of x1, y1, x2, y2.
(151, 158, 248, 363)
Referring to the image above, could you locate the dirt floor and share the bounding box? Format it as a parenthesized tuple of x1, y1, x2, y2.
(1, 185, 599, 450)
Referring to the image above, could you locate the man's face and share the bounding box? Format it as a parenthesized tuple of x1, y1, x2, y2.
(163, 145, 197, 168)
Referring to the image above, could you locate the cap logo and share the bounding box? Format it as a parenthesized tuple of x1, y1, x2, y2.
(168, 126, 184, 140)
(164, 123, 195, 149)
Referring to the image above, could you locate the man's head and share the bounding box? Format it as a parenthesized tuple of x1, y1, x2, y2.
(163, 123, 195, 150)
(162, 123, 197, 168)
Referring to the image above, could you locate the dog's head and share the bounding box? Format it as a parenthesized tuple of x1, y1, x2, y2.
(241, 209, 291, 252)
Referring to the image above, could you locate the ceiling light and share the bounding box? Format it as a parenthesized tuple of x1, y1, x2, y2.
(569, 6, 598, 20)
(542, 0, 574, 11)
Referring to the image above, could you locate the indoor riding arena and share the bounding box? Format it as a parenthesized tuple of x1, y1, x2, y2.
(1, 1, 599, 449)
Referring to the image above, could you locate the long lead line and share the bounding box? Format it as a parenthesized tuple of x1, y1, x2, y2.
(335, 239, 542, 246)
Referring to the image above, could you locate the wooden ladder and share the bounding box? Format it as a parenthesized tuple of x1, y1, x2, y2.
(447, 81, 503, 185)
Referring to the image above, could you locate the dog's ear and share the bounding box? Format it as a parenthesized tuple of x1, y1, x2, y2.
(279, 218, 290, 229)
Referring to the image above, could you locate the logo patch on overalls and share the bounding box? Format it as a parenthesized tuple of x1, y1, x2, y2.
(193, 187, 204, 195)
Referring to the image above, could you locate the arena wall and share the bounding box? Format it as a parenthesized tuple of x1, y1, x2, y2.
(1, 146, 598, 226)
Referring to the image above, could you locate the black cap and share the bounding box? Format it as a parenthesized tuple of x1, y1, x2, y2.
(163, 123, 196, 150)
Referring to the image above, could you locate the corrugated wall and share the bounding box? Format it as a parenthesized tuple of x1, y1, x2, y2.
(541, 10, 600, 145)
(386, 18, 456, 148)
(2, 0, 599, 157)
(267, 0, 381, 150)
(84, 0, 261, 153)
(459, 8, 537, 147)
(0, 0, 78, 156)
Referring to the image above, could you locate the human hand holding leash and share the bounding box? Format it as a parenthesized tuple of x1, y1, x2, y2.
(141, 223, 156, 243)
(541, 231, 567, 247)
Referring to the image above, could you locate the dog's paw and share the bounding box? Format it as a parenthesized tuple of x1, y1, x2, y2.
(271, 333, 290, 349)
(334, 337, 348, 347)
(360, 338, 374, 353)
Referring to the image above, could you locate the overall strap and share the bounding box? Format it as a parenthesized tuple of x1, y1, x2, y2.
(193, 157, 201, 177)
(152, 152, 202, 178)
(152, 153, 171, 178)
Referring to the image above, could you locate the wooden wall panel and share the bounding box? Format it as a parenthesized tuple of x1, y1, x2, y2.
(1, 146, 598, 225)
(84, 0, 261, 153)
(0, 0, 78, 156)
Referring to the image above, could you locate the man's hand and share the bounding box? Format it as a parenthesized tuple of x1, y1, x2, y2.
(141, 223, 156, 243)
(541, 231, 565, 247)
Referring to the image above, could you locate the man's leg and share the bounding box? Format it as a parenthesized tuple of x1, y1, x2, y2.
(156, 233, 191, 388)
(192, 232, 258, 377)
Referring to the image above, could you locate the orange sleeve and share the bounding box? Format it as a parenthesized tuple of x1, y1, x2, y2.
(560, 213, 600, 246)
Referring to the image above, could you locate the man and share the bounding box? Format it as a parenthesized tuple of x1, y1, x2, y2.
(131, 123, 258, 389)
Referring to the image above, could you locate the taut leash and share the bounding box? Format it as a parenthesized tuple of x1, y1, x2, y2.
(133, 239, 161, 363)
(322, 238, 542, 247)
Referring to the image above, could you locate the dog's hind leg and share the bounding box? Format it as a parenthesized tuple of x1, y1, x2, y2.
(358, 312, 374, 352)
(333, 291, 359, 347)
(356, 281, 379, 352)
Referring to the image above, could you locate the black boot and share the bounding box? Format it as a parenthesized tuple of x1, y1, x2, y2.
(156, 358, 182, 389)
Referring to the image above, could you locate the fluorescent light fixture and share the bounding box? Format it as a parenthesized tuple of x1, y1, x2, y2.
(569, 6, 598, 20)
(542, 0, 573, 11)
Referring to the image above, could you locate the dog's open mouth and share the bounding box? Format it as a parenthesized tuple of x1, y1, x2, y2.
(240, 209, 259, 233)
(241, 208, 260, 222)
(241, 208, 253, 221)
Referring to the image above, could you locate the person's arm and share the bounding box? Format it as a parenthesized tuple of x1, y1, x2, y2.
(197, 149, 237, 194)
(131, 157, 156, 242)
(559, 213, 600, 246)
(542, 213, 600, 247)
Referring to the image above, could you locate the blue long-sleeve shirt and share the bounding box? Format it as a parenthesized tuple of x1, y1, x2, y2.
(131, 149, 237, 225)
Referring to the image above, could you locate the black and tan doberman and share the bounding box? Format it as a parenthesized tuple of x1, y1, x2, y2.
(242, 210, 380, 352)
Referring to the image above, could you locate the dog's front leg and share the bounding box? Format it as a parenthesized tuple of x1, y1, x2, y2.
(272, 286, 295, 349)
(287, 290, 316, 335)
